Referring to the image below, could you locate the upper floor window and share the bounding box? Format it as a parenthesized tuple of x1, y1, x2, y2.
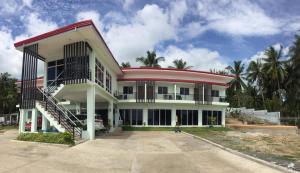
(211, 90, 219, 97)
(106, 71, 112, 93)
(123, 86, 133, 94)
(47, 60, 64, 86)
(95, 59, 104, 87)
(158, 87, 168, 94)
(180, 88, 189, 95)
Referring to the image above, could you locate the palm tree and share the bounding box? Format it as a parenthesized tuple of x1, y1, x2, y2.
(226, 61, 246, 107)
(121, 62, 131, 68)
(263, 45, 286, 94)
(136, 51, 165, 67)
(168, 59, 192, 69)
(247, 59, 266, 108)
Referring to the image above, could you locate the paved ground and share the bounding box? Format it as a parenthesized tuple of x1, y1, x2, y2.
(0, 130, 285, 173)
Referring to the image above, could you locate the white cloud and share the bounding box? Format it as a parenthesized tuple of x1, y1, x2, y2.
(195, 0, 281, 36)
(0, 0, 18, 15)
(104, 4, 176, 64)
(76, 10, 102, 30)
(22, 0, 33, 7)
(0, 13, 58, 78)
(123, 0, 135, 10)
(24, 13, 57, 36)
(169, 0, 188, 26)
(160, 45, 227, 71)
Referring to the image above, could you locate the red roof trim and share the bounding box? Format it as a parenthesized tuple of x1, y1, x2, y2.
(121, 67, 234, 78)
(14, 20, 123, 73)
(14, 20, 92, 47)
(118, 78, 228, 86)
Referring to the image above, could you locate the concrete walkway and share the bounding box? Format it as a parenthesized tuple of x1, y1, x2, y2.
(0, 130, 285, 173)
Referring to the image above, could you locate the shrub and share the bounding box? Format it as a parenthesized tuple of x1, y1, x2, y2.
(17, 132, 75, 145)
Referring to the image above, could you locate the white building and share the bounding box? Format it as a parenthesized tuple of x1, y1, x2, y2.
(14, 20, 233, 140)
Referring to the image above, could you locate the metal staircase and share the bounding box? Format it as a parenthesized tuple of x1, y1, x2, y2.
(36, 87, 83, 139)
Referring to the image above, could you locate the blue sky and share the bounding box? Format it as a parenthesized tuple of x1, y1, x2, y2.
(0, 0, 300, 78)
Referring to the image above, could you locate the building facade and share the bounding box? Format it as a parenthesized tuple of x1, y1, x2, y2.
(14, 20, 233, 140)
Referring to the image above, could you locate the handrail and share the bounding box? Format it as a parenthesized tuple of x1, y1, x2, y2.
(46, 70, 64, 93)
(37, 87, 83, 127)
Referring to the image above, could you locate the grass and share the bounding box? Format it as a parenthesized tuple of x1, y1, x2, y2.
(0, 125, 18, 133)
(17, 132, 75, 145)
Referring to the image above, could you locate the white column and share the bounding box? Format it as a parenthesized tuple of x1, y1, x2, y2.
(174, 84, 177, 100)
(171, 107, 177, 127)
(222, 108, 226, 126)
(87, 86, 95, 140)
(42, 115, 48, 132)
(44, 61, 48, 89)
(31, 109, 38, 132)
(144, 83, 147, 102)
(108, 100, 114, 131)
(143, 108, 148, 126)
(89, 51, 96, 82)
(198, 109, 203, 126)
(19, 109, 26, 133)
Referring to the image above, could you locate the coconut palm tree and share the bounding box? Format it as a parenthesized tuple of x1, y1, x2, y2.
(247, 59, 266, 108)
(262, 45, 286, 93)
(121, 62, 131, 68)
(136, 51, 165, 67)
(168, 59, 192, 69)
(226, 61, 246, 107)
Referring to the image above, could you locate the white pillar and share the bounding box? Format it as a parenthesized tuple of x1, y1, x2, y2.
(87, 86, 95, 140)
(31, 109, 38, 132)
(42, 115, 48, 132)
(90, 51, 96, 82)
(174, 84, 177, 100)
(44, 61, 48, 90)
(19, 109, 26, 133)
(198, 109, 203, 126)
(108, 100, 114, 131)
(171, 108, 177, 127)
(144, 83, 147, 102)
(222, 108, 226, 126)
(143, 108, 148, 126)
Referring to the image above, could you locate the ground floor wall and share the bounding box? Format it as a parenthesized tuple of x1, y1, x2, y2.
(117, 103, 226, 127)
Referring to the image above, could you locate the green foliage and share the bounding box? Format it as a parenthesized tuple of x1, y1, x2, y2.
(0, 73, 18, 114)
(121, 62, 131, 68)
(136, 50, 165, 67)
(17, 132, 75, 145)
(168, 59, 192, 69)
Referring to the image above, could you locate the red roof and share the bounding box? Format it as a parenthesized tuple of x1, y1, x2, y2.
(121, 67, 234, 78)
(14, 20, 122, 73)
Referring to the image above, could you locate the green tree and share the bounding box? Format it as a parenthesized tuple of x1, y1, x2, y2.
(168, 59, 192, 69)
(246, 59, 266, 109)
(121, 62, 131, 68)
(136, 51, 165, 67)
(263, 45, 286, 95)
(0, 73, 17, 115)
(226, 61, 246, 107)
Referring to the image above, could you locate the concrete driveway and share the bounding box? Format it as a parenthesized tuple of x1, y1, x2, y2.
(0, 130, 285, 173)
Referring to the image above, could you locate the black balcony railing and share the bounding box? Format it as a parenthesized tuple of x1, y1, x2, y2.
(117, 92, 227, 103)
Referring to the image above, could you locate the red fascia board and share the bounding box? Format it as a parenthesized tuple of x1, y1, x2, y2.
(118, 78, 229, 86)
(121, 67, 235, 78)
(14, 20, 123, 74)
(14, 20, 93, 47)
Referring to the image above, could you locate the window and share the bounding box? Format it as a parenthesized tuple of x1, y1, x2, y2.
(106, 71, 112, 93)
(148, 109, 171, 126)
(211, 90, 219, 97)
(158, 87, 168, 94)
(176, 110, 198, 126)
(47, 60, 64, 87)
(180, 88, 189, 95)
(123, 86, 133, 94)
(119, 109, 143, 126)
(202, 110, 222, 125)
(95, 59, 104, 87)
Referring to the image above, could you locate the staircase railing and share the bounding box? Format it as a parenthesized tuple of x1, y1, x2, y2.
(46, 70, 64, 93)
(36, 87, 83, 139)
